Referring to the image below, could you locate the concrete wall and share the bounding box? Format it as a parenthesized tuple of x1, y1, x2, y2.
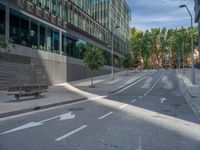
(0, 45, 121, 89)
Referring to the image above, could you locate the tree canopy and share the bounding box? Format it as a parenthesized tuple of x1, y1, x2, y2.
(130, 26, 198, 69)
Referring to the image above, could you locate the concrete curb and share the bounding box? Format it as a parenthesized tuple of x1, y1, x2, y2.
(110, 71, 155, 94)
(176, 70, 200, 121)
(0, 70, 154, 118)
(0, 97, 87, 118)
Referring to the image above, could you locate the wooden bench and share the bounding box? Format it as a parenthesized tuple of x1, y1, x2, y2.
(7, 85, 48, 100)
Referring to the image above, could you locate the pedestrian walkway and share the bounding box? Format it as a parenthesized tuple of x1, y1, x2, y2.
(0, 85, 86, 118)
(70, 70, 155, 96)
(0, 70, 154, 118)
(177, 68, 200, 119)
(179, 68, 200, 98)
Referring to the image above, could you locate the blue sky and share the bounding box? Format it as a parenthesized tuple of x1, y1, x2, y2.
(125, 0, 195, 30)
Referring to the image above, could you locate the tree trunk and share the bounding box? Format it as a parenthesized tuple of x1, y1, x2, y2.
(126, 69, 128, 76)
(91, 70, 94, 88)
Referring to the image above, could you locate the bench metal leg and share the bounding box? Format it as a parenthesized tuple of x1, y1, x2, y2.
(35, 93, 41, 99)
(15, 95, 20, 101)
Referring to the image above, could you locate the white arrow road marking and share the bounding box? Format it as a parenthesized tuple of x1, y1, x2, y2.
(1, 112, 75, 135)
(160, 97, 167, 103)
(55, 125, 88, 142)
(59, 112, 75, 121)
(0, 122, 43, 135)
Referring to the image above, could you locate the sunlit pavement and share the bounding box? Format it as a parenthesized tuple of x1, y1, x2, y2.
(0, 70, 200, 150)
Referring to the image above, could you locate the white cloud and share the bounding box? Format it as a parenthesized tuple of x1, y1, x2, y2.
(126, 0, 195, 29)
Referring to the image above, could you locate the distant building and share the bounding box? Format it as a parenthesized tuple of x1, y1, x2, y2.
(0, 0, 131, 88)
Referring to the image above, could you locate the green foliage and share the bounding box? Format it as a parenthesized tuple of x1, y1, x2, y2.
(83, 46, 104, 71)
(0, 35, 9, 60)
(83, 46, 104, 87)
(130, 26, 199, 69)
(122, 53, 133, 70)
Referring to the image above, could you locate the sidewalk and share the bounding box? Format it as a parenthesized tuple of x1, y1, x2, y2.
(177, 68, 200, 119)
(0, 70, 154, 118)
(0, 85, 86, 118)
(70, 70, 155, 96)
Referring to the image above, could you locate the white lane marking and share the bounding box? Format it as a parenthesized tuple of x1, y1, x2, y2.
(114, 71, 156, 94)
(144, 93, 147, 96)
(0, 122, 43, 135)
(98, 112, 113, 120)
(40, 112, 75, 123)
(138, 96, 143, 99)
(59, 112, 75, 121)
(55, 125, 88, 142)
(89, 96, 107, 100)
(131, 99, 137, 103)
(1, 112, 75, 135)
(160, 97, 167, 103)
(119, 104, 128, 109)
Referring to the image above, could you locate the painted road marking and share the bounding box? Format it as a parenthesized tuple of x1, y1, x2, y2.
(119, 104, 128, 109)
(98, 112, 113, 120)
(114, 71, 156, 94)
(1, 112, 75, 135)
(160, 97, 167, 103)
(90, 96, 107, 100)
(131, 99, 137, 103)
(0, 122, 43, 135)
(138, 96, 143, 99)
(55, 125, 88, 142)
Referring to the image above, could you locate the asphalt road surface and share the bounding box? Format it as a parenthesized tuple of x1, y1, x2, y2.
(0, 70, 200, 150)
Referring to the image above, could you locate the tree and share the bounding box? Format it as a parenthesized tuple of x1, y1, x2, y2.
(122, 53, 133, 75)
(83, 46, 104, 87)
(0, 35, 15, 60)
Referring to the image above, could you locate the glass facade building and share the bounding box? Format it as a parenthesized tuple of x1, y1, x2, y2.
(0, 0, 131, 65)
(0, 0, 131, 86)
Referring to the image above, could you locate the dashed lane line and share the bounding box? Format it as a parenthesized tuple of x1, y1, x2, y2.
(98, 112, 113, 120)
(119, 104, 128, 109)
(131, 99, 137, 103)
(138, 96, 143, 99)
(55, 125, 88, 142)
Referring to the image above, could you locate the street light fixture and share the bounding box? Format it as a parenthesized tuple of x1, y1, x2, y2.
(110, 25, 120, 81)
(179, 4, 195, 84)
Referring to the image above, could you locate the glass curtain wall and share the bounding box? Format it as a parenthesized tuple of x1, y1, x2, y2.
(9, 9, 60, 54)
(0, 4, 5, 36)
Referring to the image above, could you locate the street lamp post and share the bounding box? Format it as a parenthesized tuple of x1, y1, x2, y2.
(111, 26, 120, 81)
(179, 4, 195, 84)
(181, 27, 185, 74)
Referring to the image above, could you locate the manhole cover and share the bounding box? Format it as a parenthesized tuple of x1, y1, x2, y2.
(68, 108, 84, 111)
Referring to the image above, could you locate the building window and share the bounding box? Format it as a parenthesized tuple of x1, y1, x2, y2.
(52, 0, 57, 15)
(20, 15, 30, 47)
(30, 20, 38, 49)
(46, 26, 53, 52)
(44, 0, 50, 10)
(37, 0, 42, 6)
(10, 10, 20, 44)
(62, 33, 68, 55)
(39, 24, 46, 51)
(68, 39, 76, 57)
(53, 30, 59, 53)
(0, 4, 5, 36)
